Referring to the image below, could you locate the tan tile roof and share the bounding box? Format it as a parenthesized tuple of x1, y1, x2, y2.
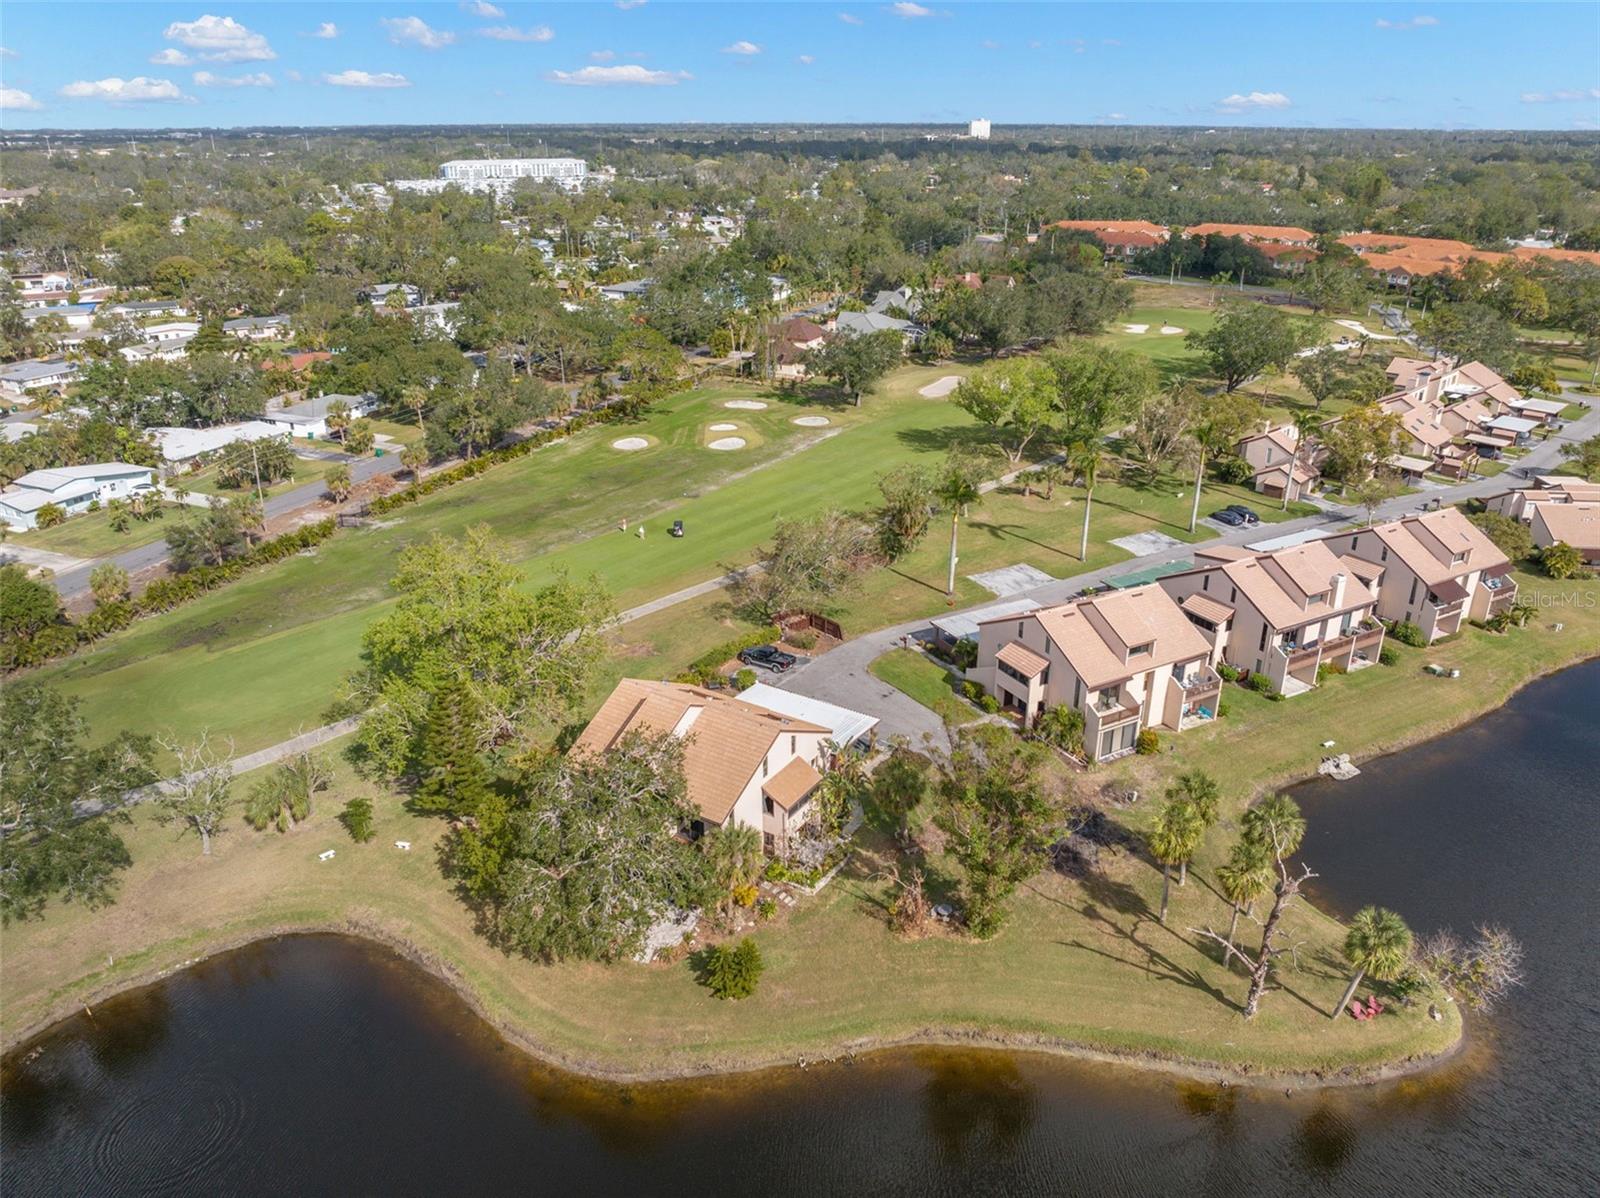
(1365, 508, 1510, 588)
(1338, 554, 1384, 583)
(1532, 502, 1600, 550)
(1239, 425, 1299, 456)
(762, 757, 823, 811)
(1185, 222, 1315, 243)
(1030, 584, 1209, 690)
(996, 640, 1050, 678)
(1180, 593, 1234, 624)
(1196, 541, 1380, 632)
(572, 679, 828, 826)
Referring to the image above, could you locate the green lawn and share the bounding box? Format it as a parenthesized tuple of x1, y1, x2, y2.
(10, 505, 175, 560)
(869, 648, 982, 725)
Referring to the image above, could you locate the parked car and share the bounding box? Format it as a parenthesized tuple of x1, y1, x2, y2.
(1223, 504, 1261, 525)
(738, 644, 797, 672)
(1210, 508, 1246, 527)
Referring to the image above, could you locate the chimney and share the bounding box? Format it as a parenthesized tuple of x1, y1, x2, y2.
(1331, 570, 1347, 608)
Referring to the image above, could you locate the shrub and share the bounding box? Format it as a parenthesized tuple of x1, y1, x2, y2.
(961, 680, 984, 702)
(756, 898, 777, 921)
(1389, 621, 1428, 648)
(1216, 699, 1230, 719)
(1316, 661, 1346, 683)
(1033, 704, 1085, 757)
(1247, 673, 1277, 695)
(734, 667, 757, 691)
(785, 627, 818, 650)
(732, 883, 759, 908)
(698, 937, 764, 1000)
(950, 638, 979, 671)
(1539, 540, 1590, 580)
(1212, 455, 1254, 485)
(1378, 643, 1400, 667)
(978, 694, 1001, 714)
(1135, 728, 1160, 755)
(339, 797, 375, 843)
(86, 499, 101, 513)
(34, 503, 66, 529)
(1216, 662, 1241, 682)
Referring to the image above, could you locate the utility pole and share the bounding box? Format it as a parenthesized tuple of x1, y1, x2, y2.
(250, 441, 265, 505)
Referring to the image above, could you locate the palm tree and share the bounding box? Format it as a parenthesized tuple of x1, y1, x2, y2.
(326, 464, 353, 504)
(703, 823, 763, 918)
(1334, 906, 1414, 1019)
(1166, 770, 1221, 835)
(400, 445, 428, 480)
(402, 384, 429, 438)
(1035, 461, 1067, 500)
(1148, 798, 1205, 924)
(1241, 793, 1306, 863)
(1067, 438, 1107, 562)
(937, 462, 983, 596)
(1215, 839, 1273, 950)
(325, 399, 351, 446)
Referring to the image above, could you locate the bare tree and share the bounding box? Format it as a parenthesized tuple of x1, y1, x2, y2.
(1416, 925, 1525, 1012)
(153, 734, 238, 856)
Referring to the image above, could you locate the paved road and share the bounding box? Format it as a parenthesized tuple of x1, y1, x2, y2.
(772, 400, 1600, 750)
(47, 450, 407, 598)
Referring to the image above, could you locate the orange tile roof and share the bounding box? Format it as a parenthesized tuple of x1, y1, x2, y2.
(1511, 245, 1600, 268)
(1185, 222, 1316, 244)
(1051, 219, 1169, 239)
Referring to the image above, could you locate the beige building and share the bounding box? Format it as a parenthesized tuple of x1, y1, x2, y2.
(573, 679, 836, 856)
(1157, 542, 1386, 697)
(1320, 508, 1516, 642)
(971, 584, 1221, 762)
(1482, 478, 1600, 524)
(1528, 502, 1600, 566)
(1236, 424, 1320, 501)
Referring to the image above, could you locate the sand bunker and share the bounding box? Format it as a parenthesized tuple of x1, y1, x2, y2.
(724, 400, 768, 410)
(708, 437, 747, 451)
(708, 422, 739, 432)
(792, 415, 831, 427)
(918, 375, 963, 398)
(611, 437, 651, 451)
(1123, 323, 1149, 334)
(1159, 325, 1184, 335)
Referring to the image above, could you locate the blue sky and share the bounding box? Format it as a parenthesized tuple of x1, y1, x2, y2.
(2, 2, 1597, 131)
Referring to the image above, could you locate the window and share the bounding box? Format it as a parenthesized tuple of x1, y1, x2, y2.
(790, 735, 796, 754)
(1408, 578, 1418, 606)
(1202, 575, 1210, 591)
(1129, 642, 1152, 657)
(1230, 586, 1238, 603)
(762, 758, 769, 778)
(1073, 677, 1083, 706)
(1351, 535, 1359, 550)
(763, 796, 774, 816)
(1017, 621, 1024, 638)
(1259, 625, 1269, 652)
(1381, 546, 1389, 562)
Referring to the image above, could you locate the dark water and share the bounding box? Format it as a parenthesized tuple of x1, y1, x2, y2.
(4, 664, 1598, 1196)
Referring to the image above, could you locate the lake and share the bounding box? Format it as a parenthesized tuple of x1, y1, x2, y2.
(4, 661, 1598, 1196)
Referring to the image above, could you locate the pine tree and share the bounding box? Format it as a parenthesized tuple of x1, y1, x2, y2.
(413, 678, 492, 818)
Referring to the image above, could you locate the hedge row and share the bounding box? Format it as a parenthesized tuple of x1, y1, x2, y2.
(368, 405, 623, 516)
(4, 519, 337, 673)
(674, 624, 783, 686)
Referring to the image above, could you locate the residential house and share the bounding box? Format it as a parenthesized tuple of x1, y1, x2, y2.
(597, 278, 654, 303)
(1, 421, 39, 444)
(1339, 233, 1509, 286)
(1528, 502, 1600, 566)
(868, 286, 920, 317)
(930, 596, 1042, 654)
(1483, 478, 1600, 523)
(104, 298, 190, 320)
(224, 314, 292, 341)
(1183, 223, 1317, 247)
(260, 350, 334, 375)
(572, 679, 848, 856)
(834, 310, 922, 342)
(119, 335, 195, 365)
(1158, 542, 1386, 697)
(0, 357, 80, 399)
(259, 392, 379, 440)
(971, 584, 1221, 761)
(1320, 508, 1517, 642)
(1048, 219, 1169, 242)
(0, 462, 157, 530)
(147, 421, 288, 466)
(21, 302, 98, 331)
(1235, 424, 1320, 501)
(771, 317, 828, 381)
(364, 282, 422, 309)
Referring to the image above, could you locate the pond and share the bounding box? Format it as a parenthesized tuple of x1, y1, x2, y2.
(4, 661, 1597, 1196)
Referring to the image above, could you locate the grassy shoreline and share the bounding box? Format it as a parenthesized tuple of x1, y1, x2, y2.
(13, 624, 1596, 1087)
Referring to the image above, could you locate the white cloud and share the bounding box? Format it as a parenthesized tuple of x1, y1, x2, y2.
(461, 1, 504, 15)
(1374, 15, 1439, 30)
(285, 69, 303, 82)
(323, 69, 412, 88)
(839, 13, 863, 24)
(722, 40, 762, 55)
(0, 86, 43, 110)
(589, 49, 616, 62)
(545, 64, 689, 86)
(797, 54, 815, 65)
(59, 76, 188, 103)
(309, 23, 338, 39)
(615, 1, 648, 9)
(479, 25, 554, 43)
(194, 70, 274, 87)
(0, 46, 18, 59)
(149, 48, 192, 65)
(890, 2, 932, 17)
(163, 14, 275, 62)
(1521, 87, 1600, 103)
(1217, 90, 1291, 112)
(1102, 112, 1130, 122)
(382, 16, 456, 50)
